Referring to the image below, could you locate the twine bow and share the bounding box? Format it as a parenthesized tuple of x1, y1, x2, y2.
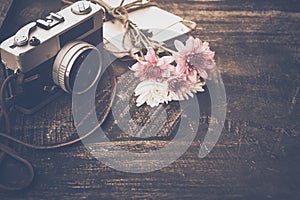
(92, 0, 161, 56)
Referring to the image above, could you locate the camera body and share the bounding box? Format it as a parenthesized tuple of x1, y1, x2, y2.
(0, 1, 104, 114)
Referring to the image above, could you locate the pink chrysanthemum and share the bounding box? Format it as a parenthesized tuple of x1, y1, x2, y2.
(167, 76, 205, 100)
(130, 48, 175, 82)
(173, 37, 215, 81)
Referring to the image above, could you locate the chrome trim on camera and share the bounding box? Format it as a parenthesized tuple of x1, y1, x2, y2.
(0, 1, 103, 73)
(53, 41, 101, 94)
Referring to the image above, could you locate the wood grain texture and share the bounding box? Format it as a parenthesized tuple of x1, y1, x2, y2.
(0, 0, 300, 199)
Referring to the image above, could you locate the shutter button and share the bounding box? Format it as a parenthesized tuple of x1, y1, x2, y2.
(71, 1, 92, 15)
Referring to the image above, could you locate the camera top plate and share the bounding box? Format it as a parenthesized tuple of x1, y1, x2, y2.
(0, 1, 104, 73)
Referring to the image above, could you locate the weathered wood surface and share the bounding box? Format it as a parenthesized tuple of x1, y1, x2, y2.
(0, 0, 300, 199)
(0, 0, 12, 30)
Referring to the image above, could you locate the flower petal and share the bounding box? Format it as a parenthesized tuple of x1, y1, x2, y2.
(134, 81, 169, 107)
(135, 81, 150, 95)
(147, 98, 158, 107)
(130, 62, 144, 71)
(194, 37, 201, 47)
(173, 55, 186, 68)
(199, 70, 208, 79)
(157, 56, 174, 66)
(194, 83, 205, 92)
(186, 37, 195, 52)
(174, 40, 186, 53)
(145, 48, 157, 63)
(188, 69, 198, 83)
(136, 91, 149, 106)
(168, 91, 180, 101)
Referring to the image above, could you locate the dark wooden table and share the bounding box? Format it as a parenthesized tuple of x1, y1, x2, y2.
(0, 0, 299, 199)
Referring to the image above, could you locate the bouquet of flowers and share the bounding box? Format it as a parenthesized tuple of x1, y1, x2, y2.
(130, 37, 216, 107)
(91, 0, 217, 107)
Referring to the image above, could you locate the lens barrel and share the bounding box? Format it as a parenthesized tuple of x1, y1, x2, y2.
(53, 41, 102, 94)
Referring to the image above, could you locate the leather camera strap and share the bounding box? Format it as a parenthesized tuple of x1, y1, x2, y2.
(0, 62, 117, 191)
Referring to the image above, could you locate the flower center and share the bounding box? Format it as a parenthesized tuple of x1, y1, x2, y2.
(187, 54, 205, 68)
(168, 78, 187, 93)
(144, 65, 162, 78)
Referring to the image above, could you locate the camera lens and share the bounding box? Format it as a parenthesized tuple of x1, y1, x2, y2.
(53, 41, 102, 94)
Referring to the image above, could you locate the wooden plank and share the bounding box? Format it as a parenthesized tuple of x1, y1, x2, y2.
(0, 0, 15, 41)
(0, 0, 300, 199)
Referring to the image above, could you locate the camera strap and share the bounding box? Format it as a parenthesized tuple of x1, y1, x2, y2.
(0, 74, 34, 191)
(0, 64, 117, 191)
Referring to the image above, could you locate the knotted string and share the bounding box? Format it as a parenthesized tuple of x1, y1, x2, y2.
(92, 0, 162, 57)
(61, 0, 196, 57)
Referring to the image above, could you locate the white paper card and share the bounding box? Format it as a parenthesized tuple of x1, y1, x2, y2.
(103, 5, 192, 57)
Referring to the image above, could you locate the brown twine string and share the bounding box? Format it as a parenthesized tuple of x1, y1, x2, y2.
(0, 0, 194, 190)
(91, 0, 161, 57)
(61, 1, 196, 57)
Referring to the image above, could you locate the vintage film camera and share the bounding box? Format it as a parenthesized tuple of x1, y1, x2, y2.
(0, 1, 104, 114)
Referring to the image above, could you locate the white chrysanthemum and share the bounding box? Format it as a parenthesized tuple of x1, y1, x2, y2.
(134, 81, 171, 107)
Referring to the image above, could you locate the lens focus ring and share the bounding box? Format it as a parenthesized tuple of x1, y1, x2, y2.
(53, 41, 101, 93)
